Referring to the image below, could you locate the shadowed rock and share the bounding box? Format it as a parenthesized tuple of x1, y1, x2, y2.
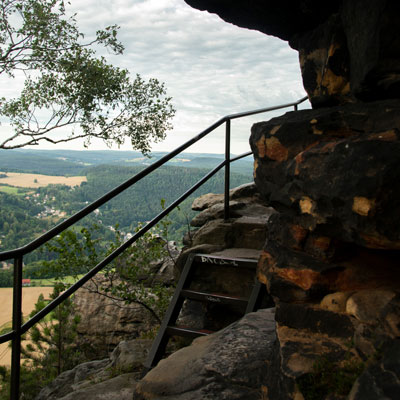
(133, 308, 276, 400)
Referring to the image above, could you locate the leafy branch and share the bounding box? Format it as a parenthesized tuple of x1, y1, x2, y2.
(0, 0, 175, 151)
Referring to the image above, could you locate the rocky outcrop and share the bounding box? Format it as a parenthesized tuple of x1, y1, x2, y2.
(73, 276, 159, 359)
(133, 308, 277, 400)
(251, 100, 400, 251)
(248, 98, 400, 398)
(73, 242, 178, 359)
(35, 339, 152, 400)
(185, 0, 400, 108)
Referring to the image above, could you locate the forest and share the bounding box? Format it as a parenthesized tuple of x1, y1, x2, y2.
(0, 152, 253, 286)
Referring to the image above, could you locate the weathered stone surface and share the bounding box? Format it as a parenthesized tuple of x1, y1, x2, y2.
(35, 339, 152, 400)
(152, 241, 179, 286)
(341, 0, 400, 102)
(74, 276, 158, 359)
(191, 193, 224, 211)
(184, 0, 339, 42)
(35, 359, 110, 400)
(294, 12, 351, 107)
(320, 291, 353, 313)
(229, 182, 259, 199)
(54, 373, 138, 400)
(190, 200, 241, 227)
(251, 100, 400, 250)
(277, 325, 359, 379)
(258, 239, 400, 304)
(346, 290, 397, 322)
(109, 339, 152, 371)
(276, 302, 355, 339)
(133, 308, 277, 400)
(348, 339, 400, 400)
(211, 247, 261, 260)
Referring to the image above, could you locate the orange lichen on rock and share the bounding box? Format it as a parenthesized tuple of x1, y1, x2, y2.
(308, 236, 331, 252)
(270, 125, 281, 135)
(360, 233, 400, 250)
(256, 136, 266, 158)
(265, 137, 288, 161)
(253, 158, 258, 179)
(274, 267, 325, 291)
(255, 135, 288, 162)
(289, 225, 308, 248)
(257, 251, 276, 285)
(299, 196, 316, 215)
(352, 196, 375, 216)
(367, 130, 398, 142)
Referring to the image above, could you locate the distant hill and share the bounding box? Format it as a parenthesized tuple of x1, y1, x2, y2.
(0, 149, 254, 177)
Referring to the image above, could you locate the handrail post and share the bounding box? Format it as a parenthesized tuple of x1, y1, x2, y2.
(224, 119, 231, 220)
(10, 256, 23, 400)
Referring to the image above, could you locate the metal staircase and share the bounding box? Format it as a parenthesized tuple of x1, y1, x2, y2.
(144, 253, 265, 369)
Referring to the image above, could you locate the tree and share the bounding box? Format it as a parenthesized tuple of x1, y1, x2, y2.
(18, 284, 85, 398)
(0, 284, 86, 399)
(0, 0, 175, 153)
(39, 223, 176, 323)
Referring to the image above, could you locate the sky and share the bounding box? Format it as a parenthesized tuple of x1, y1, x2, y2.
(0, 0, 309, 155)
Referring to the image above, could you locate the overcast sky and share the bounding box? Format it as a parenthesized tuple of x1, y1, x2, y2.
(1, 0, 309, 154)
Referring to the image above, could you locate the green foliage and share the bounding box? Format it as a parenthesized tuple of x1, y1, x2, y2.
(17, 284, 86, 398)
(297, 355, 365, 400)
(42, 221, 175, 323)
(101, 220, 175, 323)
(0, 269, 12, 287)
(0, 284, 87, 399)
(0, 191, 53, 262)
(0, 365, 10, 400)
(0, 0, 175, 151)
(40, 225, 102, 280)
(0, 163, 251, 278)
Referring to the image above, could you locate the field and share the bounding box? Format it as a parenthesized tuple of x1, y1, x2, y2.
(0, 287, 53, 367)
(0, 171, 86, 188)
(0, 186, 22, 195)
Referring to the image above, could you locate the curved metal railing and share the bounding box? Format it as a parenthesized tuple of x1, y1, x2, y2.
(0, 95, 308, 398)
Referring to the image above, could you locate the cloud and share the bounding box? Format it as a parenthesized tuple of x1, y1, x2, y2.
(2, 0, 309, 153)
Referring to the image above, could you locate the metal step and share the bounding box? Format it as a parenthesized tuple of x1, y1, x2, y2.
(192, 253, 257, 270)
(143, 253, 265, 370)
(166, 325, 215, 338)
(180, 289, 248, 307)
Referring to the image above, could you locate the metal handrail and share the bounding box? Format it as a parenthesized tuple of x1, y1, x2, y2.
(0, 94, 308, 398)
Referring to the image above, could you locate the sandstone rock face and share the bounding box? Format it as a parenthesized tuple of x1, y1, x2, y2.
(73, 276, 157, 359)
(250, 100, 400, 309)
(35, 339, 152, 400)
(73, 241, 177, 359)
(133, 308, 277, 400)
(185, 0, 400, 107)
(248, 99, 400, 397)
(251, 100, 400, 249)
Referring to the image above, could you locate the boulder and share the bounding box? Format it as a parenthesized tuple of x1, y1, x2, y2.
(133, 308, 277, 400)
(348, 339, 400, 400)
(73, 276, 157, 359)
(35, 339, 152, 400)
(51, 373, 137, 400)
(35, 359, 110, 400)
(251, 100, 400, 249)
